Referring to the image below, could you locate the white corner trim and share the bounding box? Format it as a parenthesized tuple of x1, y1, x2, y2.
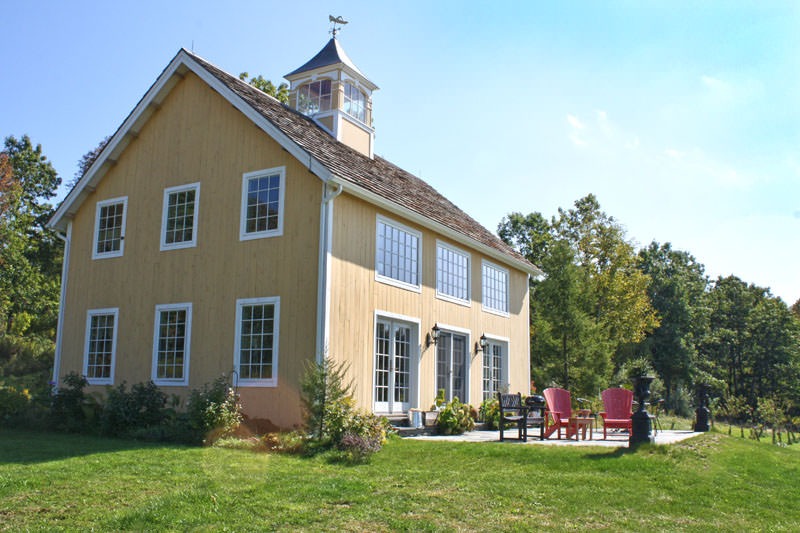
(52, 222, 72, 387)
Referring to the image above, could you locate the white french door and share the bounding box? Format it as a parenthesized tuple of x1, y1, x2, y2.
(374, 319, 414, 414)
(436, 331, 468, 403)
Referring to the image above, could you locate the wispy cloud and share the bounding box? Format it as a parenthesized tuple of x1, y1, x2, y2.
(665, 148, 685, 159)
(567, 114, 585, 129)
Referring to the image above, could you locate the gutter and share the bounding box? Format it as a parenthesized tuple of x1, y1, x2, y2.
(52, 224, 72, 389)
(315, 182, 343, 363)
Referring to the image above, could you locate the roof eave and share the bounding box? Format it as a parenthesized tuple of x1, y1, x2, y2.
(328, 175, 541, 276)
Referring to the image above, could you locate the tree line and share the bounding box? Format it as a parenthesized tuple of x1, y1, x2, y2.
(499, 194, 800, 415)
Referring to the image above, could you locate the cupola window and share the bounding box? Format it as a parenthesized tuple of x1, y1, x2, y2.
(297, 79, 332, 115)
(343, 82, 366, 123)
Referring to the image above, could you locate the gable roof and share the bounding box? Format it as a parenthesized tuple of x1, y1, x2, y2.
(49, 49, 540, 276)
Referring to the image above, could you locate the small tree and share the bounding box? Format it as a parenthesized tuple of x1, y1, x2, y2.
(300, 357, 352, 442)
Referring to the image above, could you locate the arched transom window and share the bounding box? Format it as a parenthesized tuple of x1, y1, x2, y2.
(298, 80, 332, 115)
(343, 82, 366, 123)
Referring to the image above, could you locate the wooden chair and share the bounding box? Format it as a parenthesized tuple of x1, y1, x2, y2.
(497, 392, 527, 442)
(543, 387, 574, 439)
(599, 388, 633, 439)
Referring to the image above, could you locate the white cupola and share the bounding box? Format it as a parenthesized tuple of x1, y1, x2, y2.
(285, 37, 378, 158)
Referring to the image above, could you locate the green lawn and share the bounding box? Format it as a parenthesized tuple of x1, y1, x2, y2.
(1, 429, 798, 531)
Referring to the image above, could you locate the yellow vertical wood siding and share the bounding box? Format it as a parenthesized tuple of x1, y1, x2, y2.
(328, 193, 530, 412)
(58, 72, 320, 428)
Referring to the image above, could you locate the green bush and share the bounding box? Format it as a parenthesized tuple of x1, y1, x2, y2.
(99, 381, 167, 437)
(479, 397, 501, 429)
(300, 358, 389, 462)
(0, 385, 31, 422)
(437, 397, 475, 435)
(50, 372, 91, 432)
(186, 376, 242, 445)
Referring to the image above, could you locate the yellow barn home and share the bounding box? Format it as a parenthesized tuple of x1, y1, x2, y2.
(48, 36, 541, 430)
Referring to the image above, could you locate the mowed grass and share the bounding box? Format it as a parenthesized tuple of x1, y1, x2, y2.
(1, 429, 799, 531)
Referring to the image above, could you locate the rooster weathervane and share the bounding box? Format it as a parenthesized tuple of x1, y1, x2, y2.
(329, 15, 348, 38)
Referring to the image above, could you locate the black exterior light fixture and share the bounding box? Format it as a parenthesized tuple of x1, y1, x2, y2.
(427, 323, 441, 348)
(476, 333, 488, 354)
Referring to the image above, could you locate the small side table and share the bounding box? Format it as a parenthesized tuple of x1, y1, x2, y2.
(569, 416, 594, 441)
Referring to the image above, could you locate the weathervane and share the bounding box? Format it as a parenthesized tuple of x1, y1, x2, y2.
(329, 15, 348, 38)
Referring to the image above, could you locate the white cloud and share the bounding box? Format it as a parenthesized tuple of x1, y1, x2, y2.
(567, 114, 585, 129)
(664, 148, 684, 159)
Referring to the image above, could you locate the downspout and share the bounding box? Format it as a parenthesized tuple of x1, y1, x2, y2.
(315, 181, 343, 363)
(52, 222, 72, 388)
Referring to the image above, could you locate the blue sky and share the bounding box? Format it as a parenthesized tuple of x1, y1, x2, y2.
(3, 1, 798, 304)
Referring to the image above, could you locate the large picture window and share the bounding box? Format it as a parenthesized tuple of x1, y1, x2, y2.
(240, 167, 285, 240)
(152, 303, 192, 386)
(92, 197, 127, 259)
(84, 308, 118, 385)
(234, 297, 280, 387)
(161, 183, 199, 250)
(482, 261, 509, 315)
(436, 241, 470, 304)
(375, 216, 421, 291)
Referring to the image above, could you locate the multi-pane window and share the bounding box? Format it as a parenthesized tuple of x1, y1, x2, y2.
(482, 261, 509, 314)
(297, 80, 332, 115)
(84, 309, 118, 384)
(93, 197, 127, 259)
(374, 319, 413, 414)
(376, 217, 421, 290)
(161, 184, 199, 250)
(152, 304, 191, 385)
(343, 82, 366, 123)
(483, 342, 505, 400)
(235, 297, 280, 386)
(240, 167, 284, 240)
(436, 242, 470, 304)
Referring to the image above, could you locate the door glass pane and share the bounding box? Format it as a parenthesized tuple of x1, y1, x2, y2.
(452, 334, 467, 401)
(375, 322, 390, 403)
(393, 326, 411, 404)
(436, 333, 451, 399)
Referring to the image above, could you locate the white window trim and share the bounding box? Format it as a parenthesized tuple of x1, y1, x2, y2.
(92, 196, 128, 260)
(160, 183, 200, 251)
(482, 260, 510, 317)
(435, 240, 471, 307)
(151, 303, 192, 386)
(374, 215, 422, 293)
(234, 296, 280, 387)
(83, 307, 119, 385)
(239, 167, 285, 241)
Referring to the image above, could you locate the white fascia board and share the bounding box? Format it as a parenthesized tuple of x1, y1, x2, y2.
(329, 176, 542, 277)
(48, 49, 332, 232)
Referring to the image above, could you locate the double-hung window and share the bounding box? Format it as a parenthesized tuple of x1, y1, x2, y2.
(151, 303, 192, 386)
(234, 297, 280, 387)
(92, 197, 127, 259)
(482, 260, 509, 315)
(240, 167, 285, 240)
(375, 216, 421, 291)
(436, 241, 470, 305)
(161, 183, 199, 250)
(84, 308, 118, 385)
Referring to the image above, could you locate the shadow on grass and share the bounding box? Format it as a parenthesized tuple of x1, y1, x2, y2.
(0, 428, 184, 465)
(584, 442, 665, 460)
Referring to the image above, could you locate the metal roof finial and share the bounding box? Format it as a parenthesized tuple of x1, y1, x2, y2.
(329, 15, 348, 38)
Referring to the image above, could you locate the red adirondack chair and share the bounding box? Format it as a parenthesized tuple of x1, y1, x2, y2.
(599, 388, 633, 439)
(543, 387, 574, 439)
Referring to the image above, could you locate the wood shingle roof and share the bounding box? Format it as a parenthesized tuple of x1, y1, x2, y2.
(187, 51, 536, 272)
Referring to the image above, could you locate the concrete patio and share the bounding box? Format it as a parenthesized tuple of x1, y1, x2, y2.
(405, 429, 701, 447)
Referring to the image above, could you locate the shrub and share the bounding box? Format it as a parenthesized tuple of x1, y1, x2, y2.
(0, 385, 31, 422)
(50, 372, 91, 432)
(300, 358, 388, 461)
(99, 381, 167, 437)
(437, 397, 475, 435)
(479, 397, 500, 429)
(186, 376, 242, 445)
(263, 431, 307, 454)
